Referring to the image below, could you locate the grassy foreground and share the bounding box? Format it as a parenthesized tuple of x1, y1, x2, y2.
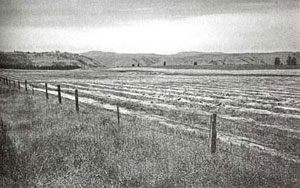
(0, 85, 299, 187)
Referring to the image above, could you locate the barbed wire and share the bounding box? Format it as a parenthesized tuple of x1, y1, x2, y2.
(1, 72, 299, 166)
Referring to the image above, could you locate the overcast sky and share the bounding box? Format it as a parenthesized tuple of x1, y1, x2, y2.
(0, 0, 299, 54)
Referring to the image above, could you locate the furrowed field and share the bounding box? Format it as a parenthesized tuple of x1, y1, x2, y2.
(1, 68, 300, 187)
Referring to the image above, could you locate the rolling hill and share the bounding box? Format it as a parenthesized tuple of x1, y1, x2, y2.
(81, 51, 300, 68)
(1, 50, 299, 69)
(0, 51, 103, 69)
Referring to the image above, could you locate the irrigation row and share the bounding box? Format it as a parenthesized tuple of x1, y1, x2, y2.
(1, 73, 300, 164)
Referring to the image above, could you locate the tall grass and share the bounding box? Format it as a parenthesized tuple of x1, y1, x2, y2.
(0, 85, 299, 187)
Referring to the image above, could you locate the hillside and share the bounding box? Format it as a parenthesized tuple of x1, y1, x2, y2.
(81, 51, 162, 67)
(1, 51, 299, 69)
(0, 51, 103, 69)
(82, 51, 300, 68)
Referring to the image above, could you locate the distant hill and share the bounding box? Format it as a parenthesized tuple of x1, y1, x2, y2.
(81, 51, 162, 67)
(0, 51, 103, 69)
(1, 50, 299, 69)
(81, 51, 300, 68)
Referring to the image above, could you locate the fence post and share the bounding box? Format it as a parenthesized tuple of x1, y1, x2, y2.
(18, 81, 20, 90)
(75, 89, 79, 113)
(8, 79, 11, 88)
(210, 113, 217, 154)
(57, 85, 61, 104)
(45, 83, 48, 100)
(25, 80, 27, 91)
(13, 80, 16, 88)
(32, 86, 34, 95)
(117, 105, 120, 127)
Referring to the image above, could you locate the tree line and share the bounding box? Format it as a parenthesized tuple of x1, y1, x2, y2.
(274, 55, 297, 66)
(0, 62, 80, 70)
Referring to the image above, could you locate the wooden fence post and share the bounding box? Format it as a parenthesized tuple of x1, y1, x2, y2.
(13, 80, 16, 88)
(45, 83, 48, 100)
(32, 86, 34, 95)
(8, 79, 11, 88)
(75, 89, 79, 113)
(18, 81, 20, 90)
(57, 85, 61, 104)
(117, 105, 120, 127)
(25, 80, 27, 91)
(210, 113, 217, 154)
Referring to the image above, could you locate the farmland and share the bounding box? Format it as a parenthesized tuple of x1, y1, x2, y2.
(1, 67, 300, 186)
(3, 68, 300, 158)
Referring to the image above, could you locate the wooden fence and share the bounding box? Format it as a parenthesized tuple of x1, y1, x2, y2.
(0, 74, 219, 154)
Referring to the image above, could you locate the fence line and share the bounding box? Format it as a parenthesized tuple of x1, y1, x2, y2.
(0, 73, 296, 163)
(0, 73, 217, 153)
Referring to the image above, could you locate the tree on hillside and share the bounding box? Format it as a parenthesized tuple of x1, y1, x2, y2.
(163, 61, 166, 66)
(286, 56, 292, 65)
(291, 56, 297, 65)
(132, 64, 135, 67)
(194, 62, 197, 66)
(274, 57, 281, 66)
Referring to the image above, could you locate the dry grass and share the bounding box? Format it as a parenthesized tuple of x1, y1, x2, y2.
(0, 85, 299, 187)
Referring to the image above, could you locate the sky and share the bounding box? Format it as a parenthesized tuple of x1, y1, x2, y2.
(0, 0, 299, 54)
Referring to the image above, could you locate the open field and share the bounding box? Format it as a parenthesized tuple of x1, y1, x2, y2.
(1, 67, 300, 186)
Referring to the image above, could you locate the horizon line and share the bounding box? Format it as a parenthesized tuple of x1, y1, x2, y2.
(1, 49, 299, 56)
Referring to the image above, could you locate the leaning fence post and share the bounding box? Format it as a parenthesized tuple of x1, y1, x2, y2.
(57, 85, 61, 104)
(117, 105, 120, 127)
(210, 113, 217, 154)
(75, 89, 79, 113)
(25, 80, 27, 91)
(45, 83, 48, 100)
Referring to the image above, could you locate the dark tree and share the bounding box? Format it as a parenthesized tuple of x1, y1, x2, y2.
(291, 56, 297, 65)
(274, 57, 281, 66)
(137, 63, 140, 67)
(194, 62, 197, 66)
(132, 64, 135, 67)
(163, 61, 166, 66)
(286, 56, 292, 65)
